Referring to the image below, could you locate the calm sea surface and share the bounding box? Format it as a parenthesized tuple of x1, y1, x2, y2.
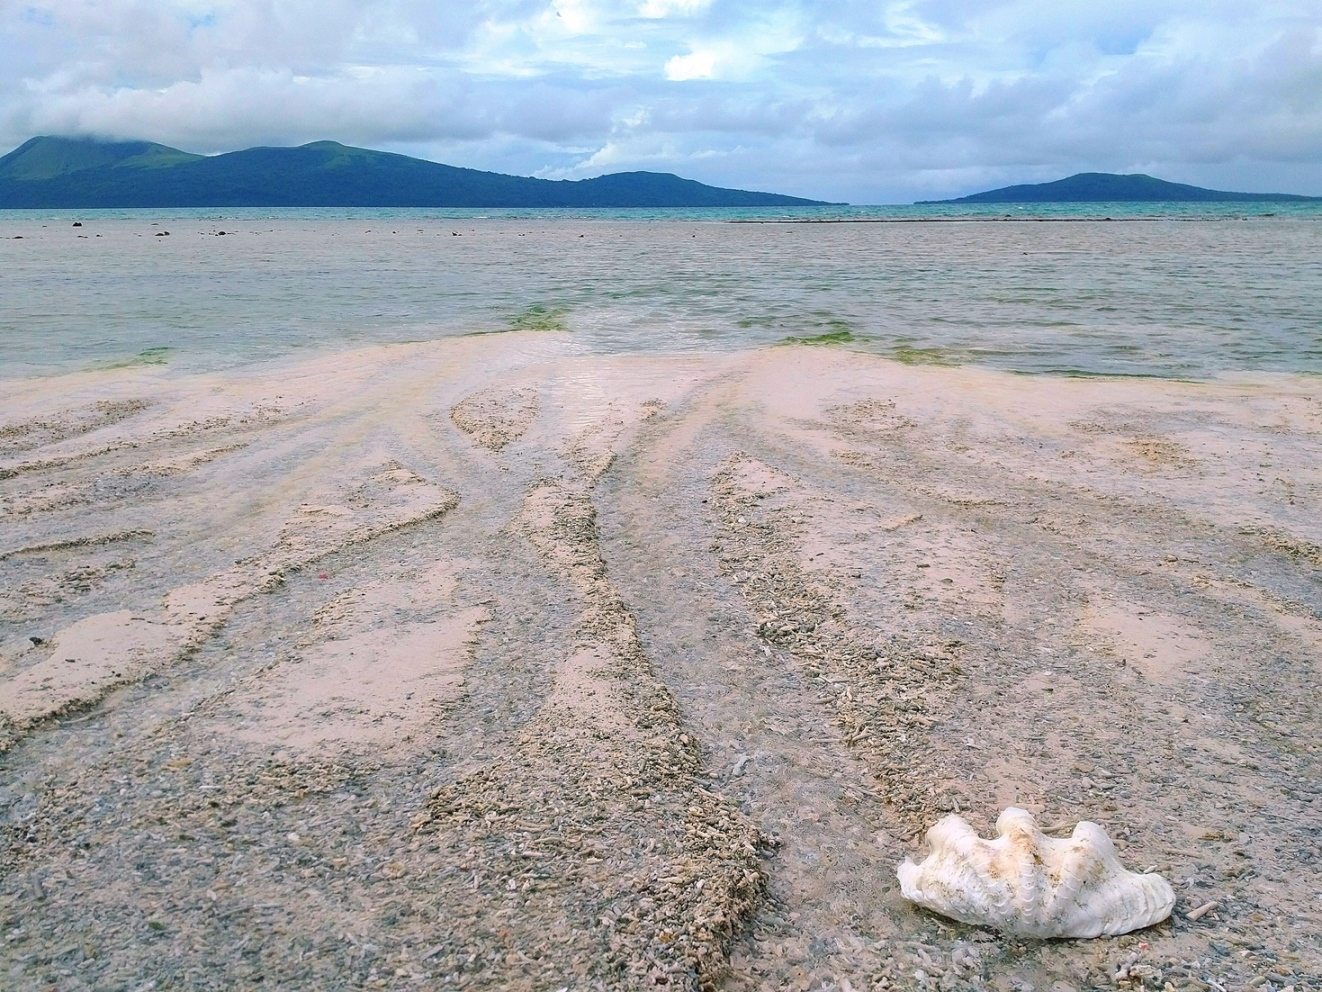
(2, 203, 1320, 379)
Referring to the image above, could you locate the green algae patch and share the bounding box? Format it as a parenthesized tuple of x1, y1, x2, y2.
(135, 346, 173, 364)
(95, 346, 174, 370)
(890, 343, 960, 366)
(780, 327, 855, 345)
(508, 305, 569, 333)
(779, 315, 856, 345)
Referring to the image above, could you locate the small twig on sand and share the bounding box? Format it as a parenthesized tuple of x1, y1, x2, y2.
(1185, 900, 1219, 922)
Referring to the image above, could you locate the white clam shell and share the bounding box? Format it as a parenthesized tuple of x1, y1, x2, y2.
(897, 807, 1175, 938)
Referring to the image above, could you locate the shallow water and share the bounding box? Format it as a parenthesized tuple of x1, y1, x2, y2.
(2, 205, 1320, 378)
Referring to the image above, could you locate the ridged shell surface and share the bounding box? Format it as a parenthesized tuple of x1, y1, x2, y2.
(897, 807, 1175, 938)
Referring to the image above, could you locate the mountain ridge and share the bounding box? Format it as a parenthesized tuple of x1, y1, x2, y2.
(0, 136, 834, 208)
(922, 172, 1321, 204)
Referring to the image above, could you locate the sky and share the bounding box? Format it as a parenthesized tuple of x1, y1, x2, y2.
(1, 1, 1320, 203)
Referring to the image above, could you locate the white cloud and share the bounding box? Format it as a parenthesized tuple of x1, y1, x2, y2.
(1, 0, 1320, 201)
(639, 0, 712, 18)
(665, 49, 716, 80)
(881, 1, 947, 46)
(547, 0, 598, 35)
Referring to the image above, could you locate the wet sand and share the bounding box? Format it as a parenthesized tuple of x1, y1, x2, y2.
(1, 334, 1320, 990)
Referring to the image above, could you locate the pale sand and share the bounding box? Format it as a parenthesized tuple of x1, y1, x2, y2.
(1, 334, 1319, 990)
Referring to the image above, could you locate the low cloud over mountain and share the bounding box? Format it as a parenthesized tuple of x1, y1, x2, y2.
(3, 1, 1319, 203)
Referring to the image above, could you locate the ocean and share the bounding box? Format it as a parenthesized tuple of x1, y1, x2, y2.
(3, 202, 1320, 379)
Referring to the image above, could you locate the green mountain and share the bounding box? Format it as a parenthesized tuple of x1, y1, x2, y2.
(0, 135, 830, 208)
(922, 172, 1321, 204)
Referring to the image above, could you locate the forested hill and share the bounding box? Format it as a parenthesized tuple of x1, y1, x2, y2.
(923, 172, 1321, 203)
(0, 136, 831, 208)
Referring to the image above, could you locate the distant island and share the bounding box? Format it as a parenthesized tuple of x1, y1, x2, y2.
(922, 172, 1322, 204)
(0, 136, 832, 209)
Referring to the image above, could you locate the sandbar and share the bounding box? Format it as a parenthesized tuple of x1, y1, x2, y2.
(1, 334, 1320, 989)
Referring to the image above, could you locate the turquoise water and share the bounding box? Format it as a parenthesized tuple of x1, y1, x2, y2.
(2, 203, 1320, 379)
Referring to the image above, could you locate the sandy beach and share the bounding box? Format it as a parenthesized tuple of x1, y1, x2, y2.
(1, 332, 1320, 990)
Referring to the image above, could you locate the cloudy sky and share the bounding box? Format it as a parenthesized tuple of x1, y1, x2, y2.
(2, 0, 1320, 202)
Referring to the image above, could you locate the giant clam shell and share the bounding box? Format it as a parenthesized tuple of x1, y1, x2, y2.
(897, 807, 1175, 938)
